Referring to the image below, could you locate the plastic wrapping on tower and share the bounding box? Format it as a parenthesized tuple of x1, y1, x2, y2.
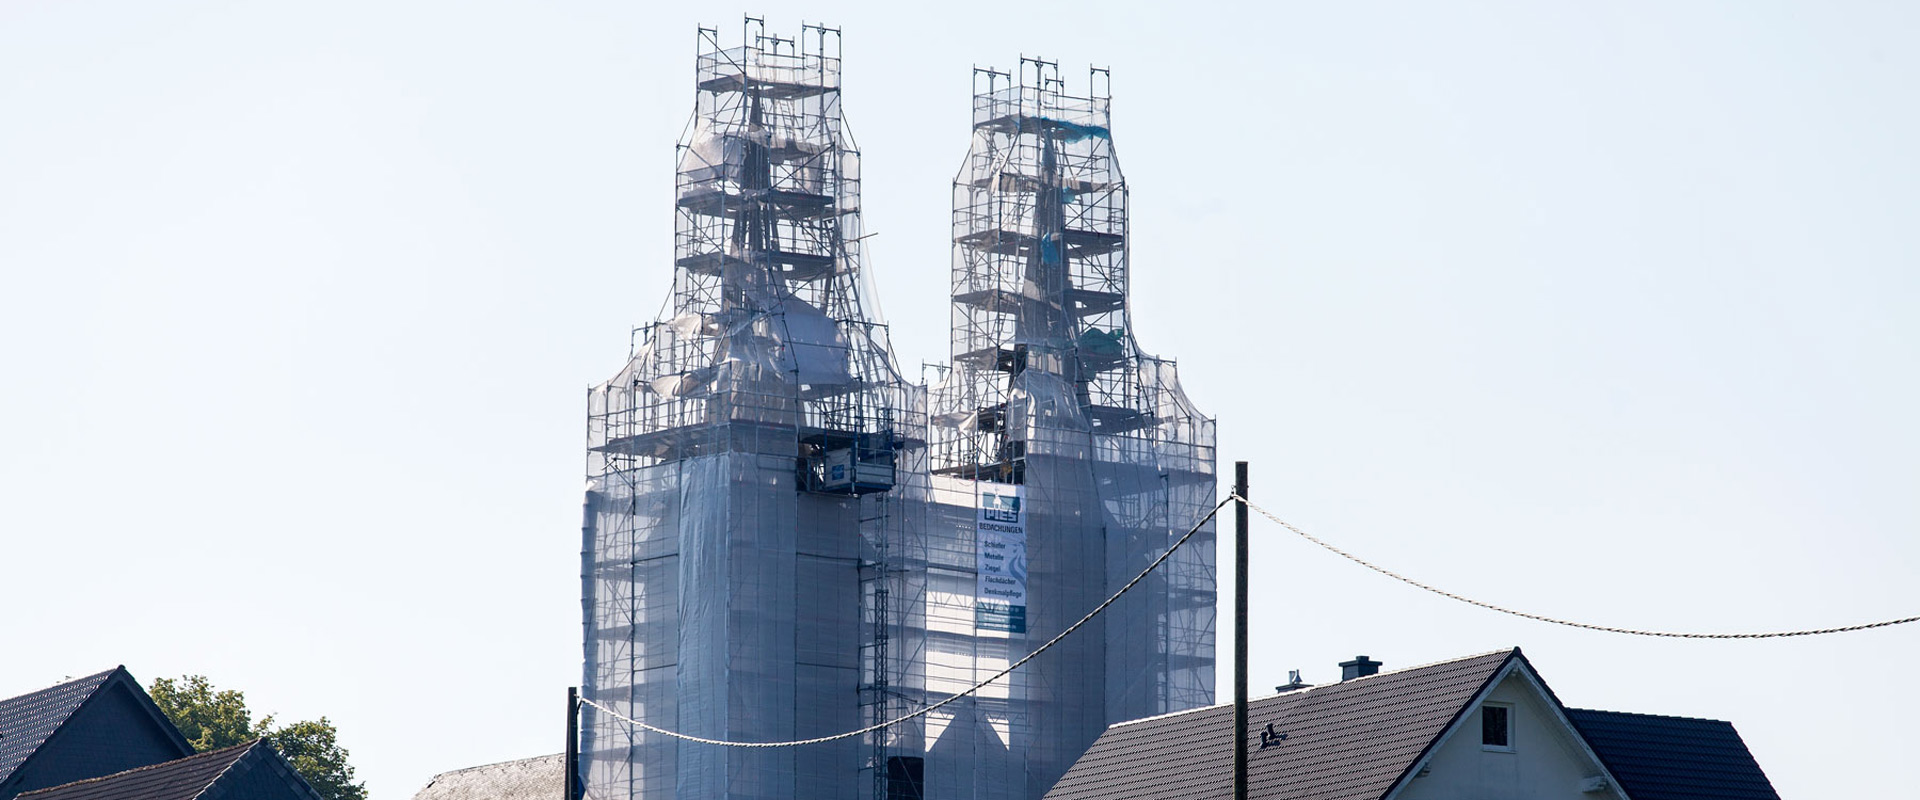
(923, 61, 1218, 798)
(581, 25, 913, 800)
(582, 28, 1215, 800)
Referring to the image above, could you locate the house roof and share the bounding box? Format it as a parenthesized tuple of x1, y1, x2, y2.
(0, 669, 121, 787)
(1567, 708, 1780, 800)
(411, 753, 564, 800)
(0, 665, 194, 798)
(15, 739, 321, 800)
(1046, 649, 1518, 800)
(13, 741, 254, 800)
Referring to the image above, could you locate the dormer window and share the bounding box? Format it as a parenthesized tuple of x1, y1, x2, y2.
(1482, 704, 1513, 751)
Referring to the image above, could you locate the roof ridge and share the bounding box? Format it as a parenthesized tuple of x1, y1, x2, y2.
(188, 739, 265, 800)
(1105, 648, 1520, 729)
(9, 668, 121, 699)
(431, 752, 566, 775)
(1332, 648, 1515, 685)
(1106, 701, 1220, 729)
(0, 667, 119, 714)
(1108, 649, 1516, 730)
(16, 740, 260, 798)
(1567, 707, 1732, 724)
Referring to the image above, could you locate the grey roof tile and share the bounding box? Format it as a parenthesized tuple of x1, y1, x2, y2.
(16, 739, 322, 800)
(411, 754, 565, 800)
(15, 741, 254, 800)
(0, 669, 119, 787)
(1046, 650, 1515, 800)
(1567, 709, 1780, 800)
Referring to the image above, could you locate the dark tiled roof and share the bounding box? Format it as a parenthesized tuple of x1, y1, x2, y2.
(411, 754, 565, 800)
(1567, 709, 1780, 800)
(16, 739, 321, 800)
(14, 741, 254, 800)
(0, 669, 119, 786)
(1046, 650, 1516, 800)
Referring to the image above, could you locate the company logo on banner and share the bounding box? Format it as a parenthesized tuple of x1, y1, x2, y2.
(976, 486, 1028, 633)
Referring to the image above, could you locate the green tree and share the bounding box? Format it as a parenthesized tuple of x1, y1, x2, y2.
(148, 675, 266, 751)
(149, 675, 367, 800)
(266, 717, 364, 800)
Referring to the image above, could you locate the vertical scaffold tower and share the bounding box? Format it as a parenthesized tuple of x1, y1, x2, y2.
(581, 19, 927, 800)
(924, 58, 1218, 799)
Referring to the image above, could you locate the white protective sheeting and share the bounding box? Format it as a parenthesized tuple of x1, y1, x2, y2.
(585, 31, 1214, 800)
(772, 298, 851, 385)
(583, 26, 917, 800)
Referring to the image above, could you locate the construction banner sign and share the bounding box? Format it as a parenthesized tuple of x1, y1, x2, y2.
(976, 485, 1029, 633)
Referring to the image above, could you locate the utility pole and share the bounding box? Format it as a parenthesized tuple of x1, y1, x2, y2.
(1233, 461, 1249, 800)
(566, 687, 581, 800)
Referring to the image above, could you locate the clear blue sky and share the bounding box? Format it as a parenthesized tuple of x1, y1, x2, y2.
(2, 2, 1914, 797)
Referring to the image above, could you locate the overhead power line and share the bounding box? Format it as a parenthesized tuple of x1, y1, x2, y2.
(1234, 494, 1920, 639)
(581, 495, 1236, 748)
(583, 491, 1917, 750)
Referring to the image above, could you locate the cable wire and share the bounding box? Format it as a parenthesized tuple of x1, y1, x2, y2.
(583, 491, 1915, 749)
(581, 495, 1235, 748)
(1233, 494, 1920, 639)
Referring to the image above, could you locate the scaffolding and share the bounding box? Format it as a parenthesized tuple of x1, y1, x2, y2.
(924, 58, 1218, 798)
(581, 19, 925, 800)
(582, 28, 1214, 800)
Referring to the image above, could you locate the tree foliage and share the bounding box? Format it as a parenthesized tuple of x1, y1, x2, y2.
(266, 717, 364, 800)
(149, 675, 367, 800)
(148, 675, 266, 751)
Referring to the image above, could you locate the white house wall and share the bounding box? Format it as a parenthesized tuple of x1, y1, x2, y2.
(1393, 672, 1624, 800)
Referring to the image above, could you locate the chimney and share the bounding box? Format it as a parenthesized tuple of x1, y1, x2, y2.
(1275, 669, 1312, 693)
(1339, 656, 1382, 681)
